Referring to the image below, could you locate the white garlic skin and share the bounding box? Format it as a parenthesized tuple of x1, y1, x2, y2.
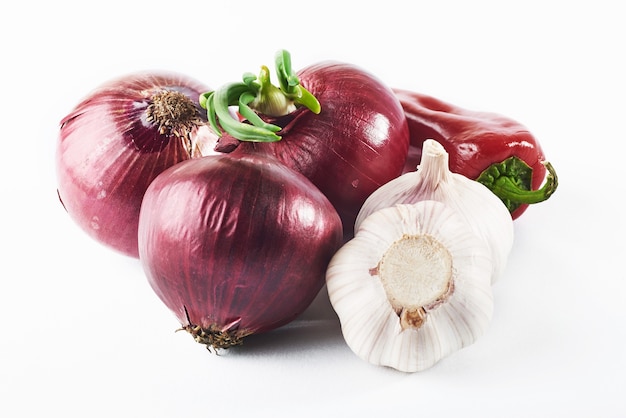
(355, 139, 514, 283)
(326, 201, 494, 372)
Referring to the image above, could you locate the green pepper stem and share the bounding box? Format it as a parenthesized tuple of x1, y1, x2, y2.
(199, 50, 321, 143)
(476, 156, 558, 214)
(487, 161, 558, 205)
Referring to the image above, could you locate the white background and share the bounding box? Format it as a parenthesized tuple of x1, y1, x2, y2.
(2, 1, 624, 416)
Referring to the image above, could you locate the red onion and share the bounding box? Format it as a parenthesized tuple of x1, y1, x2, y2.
(204, 51, 410, 240)
(56, 71, 218, 257)
(276, 63, 410, 238)
(138, 151, 343, 349)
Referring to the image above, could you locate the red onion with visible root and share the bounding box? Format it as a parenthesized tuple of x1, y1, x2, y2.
(138, 151, 343, 350)
(56, 71, 218, 257)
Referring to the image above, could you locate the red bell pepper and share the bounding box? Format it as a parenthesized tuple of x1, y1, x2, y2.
(394, 89, 557, 219)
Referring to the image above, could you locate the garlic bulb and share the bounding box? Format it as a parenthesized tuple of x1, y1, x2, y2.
(326, 201, 494, 372)
(355, 139, 514, 283)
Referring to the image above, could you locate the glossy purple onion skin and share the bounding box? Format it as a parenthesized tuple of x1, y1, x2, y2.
(239, 62, 409, 239)
(138, 152, 343, 337)
(56, 72, 211, 258)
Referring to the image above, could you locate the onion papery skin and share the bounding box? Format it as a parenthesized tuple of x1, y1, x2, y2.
(138, 152, 343, 348)
(237, 62, 410, 240)
(56, 71, 216, 258)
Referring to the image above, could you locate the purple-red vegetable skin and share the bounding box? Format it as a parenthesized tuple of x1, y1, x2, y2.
(137, 151, 343, 349)
(236, 62, 410, 239)
(56, 71, 218, 257)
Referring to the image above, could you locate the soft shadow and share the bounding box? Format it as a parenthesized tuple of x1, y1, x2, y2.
(291, 284, 337, 321)
(225, 286, 345, 356)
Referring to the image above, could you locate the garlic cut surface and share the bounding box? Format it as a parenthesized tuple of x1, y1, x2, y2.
(355, 139, 514, 283)
(326, 201, 494, 373)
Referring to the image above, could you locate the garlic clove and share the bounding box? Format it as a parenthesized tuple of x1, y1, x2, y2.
(355, 139, 513, 283)
(326, 201, 494, 372)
